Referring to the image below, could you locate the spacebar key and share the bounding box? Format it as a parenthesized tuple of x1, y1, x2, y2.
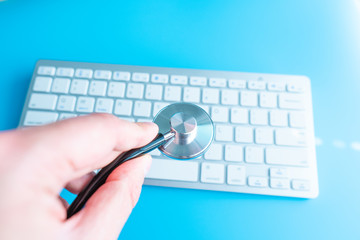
(146, 158, 199, 182)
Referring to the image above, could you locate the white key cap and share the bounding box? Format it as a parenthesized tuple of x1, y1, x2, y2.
(248, 80, 266, 90)
(266, 148, 308, 166)
(248, 176, 268, 188)
(29, 93, 57, 110)
(292, 180, 310, 191)
(57, 95, 76, 112)
(150, 148, 161, 156)
(113, 71, 130, 81)
(75, 69, 93, 78)
(209, 78, 226, 87)
(287, 83, 305, 93)
(51, 78, 70, 93)
(227, 165, 246, 185)
(136, 118, 152, 123)
(151, 74, 168, 83)
(153, 102, 170, 116)
(275, 129, 306, 147)
(37, 66, 56, 76)
(202, 88, 219, 104)
(133, 101, 151, 117)
(260, 92, 277, 108)
(146, 158, 198, 182)
(183, 87, 200, 103)
(204, 143, 223, 160)
(94, 70, 112, 80)
(164, 86, 181, 101)
(279, 93, 304, 109)
(270, 178, 290, 189)
(221, 89, 238, 105)
(211, 106, 229, 122)
(215, 125, 233, 142)
(201, 162, 225, 184)
(198, 105, 210, 114)
(56, 67, 74, 77)
(255, 128, 273, 144)
(76, 97, 95, 113)
(107, 82, 125, 97)
(240, 91, 258, 107)
(170, 75, 187, 85)
(24, 111, 58, 126)
(145, 84, 163, 100)
(268, 82, 285, 91)
(120, 117, 135, 122)
(269, 168, 288, 178)
(70, 79, 89, 95)
(89, 81, 107, 96)
(245, 146, 264, 163)
(190, 76, 207, 86)
(250, 109, 268, 125)
(95, 98, 114, 113)
(59, 113, 77, 120)
(229, 79, 246, 89)
(114, 99, 133, 116)
(225, 145, 243, 162)
(33, 77, 52, 92)
(289, 111, 306, 128)
(270, 110, 288, 127)
(231, 108, 248, 124)
(132, 72, 150, 82)
(235, 126, 253, 143)
(127, 83, 144, 99)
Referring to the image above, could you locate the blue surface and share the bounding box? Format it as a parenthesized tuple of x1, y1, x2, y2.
(1, 0, 360, 239)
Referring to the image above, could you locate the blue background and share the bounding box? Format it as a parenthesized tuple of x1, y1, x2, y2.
(1, 0, 360, 239)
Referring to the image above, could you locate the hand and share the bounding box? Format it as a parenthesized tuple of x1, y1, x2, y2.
(0, 114, 158, 239)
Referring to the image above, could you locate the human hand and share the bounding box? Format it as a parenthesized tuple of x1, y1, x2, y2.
(0, 114, 158, 239)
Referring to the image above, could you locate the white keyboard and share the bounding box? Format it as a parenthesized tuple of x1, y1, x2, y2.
(19, 60, 319, 198)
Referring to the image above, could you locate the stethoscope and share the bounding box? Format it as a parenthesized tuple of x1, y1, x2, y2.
(67, 103, 214, 218)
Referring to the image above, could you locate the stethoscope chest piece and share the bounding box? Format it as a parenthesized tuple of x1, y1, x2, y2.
(153, 103, 214, 159)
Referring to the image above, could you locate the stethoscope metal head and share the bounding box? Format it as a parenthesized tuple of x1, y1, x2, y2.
(153, 103, 214, 160)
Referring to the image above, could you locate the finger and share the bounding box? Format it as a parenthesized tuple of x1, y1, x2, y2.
(59, 196, 69, 209)
(64, 154, 151, 239)
(65, 172, 96, 194)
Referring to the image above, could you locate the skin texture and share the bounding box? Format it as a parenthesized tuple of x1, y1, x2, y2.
(0, 114, 158, 239)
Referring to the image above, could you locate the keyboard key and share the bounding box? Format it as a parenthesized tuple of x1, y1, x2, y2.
(146, 158, 199, 182)
(59, 113, 77, 120)
(145, 84, 163, 100)
(114, 99, 133, 116)
(269, 168, 288, 178)
(108, 82, 125, 98)
(270, 178, 290, 189)
(127, 83, 144, 99)
(228, 79, 246, 89)
(231, 108, 248, 124)
(133, 101, 152, 117)
(132, 72, 150, 82)
(37, 66, 56, 76)
(211, 106, 229, 122)
(70, 79, 89, 95)
(29, 93, 58, 110)
(266, 147, 308, 166)
(136, 118, 152, 123)
(292, 180, 310, 191)
(259, 92, 277, 108)
(279, 93, 304, 110)
(250, 109, 268, 125)
(275, 129, 306, 147)
(56, 67, 74, 77)
(221, 89, 238, 105)
(225, 145, 243, 162)
(52, 78, 70, 93)
(255, 128, 273, 144)
(248, 176, 268, 188)
(287, 83, 305, 93)
(202, 88, 219, 104)
(33, 77, 52, 92)
(204, 143, 223, 160)
(57, 95, 76, 112)
(190, 76, 207, 86)
(153, 102, 169, 116)
(183, 87, 200, 103)
(227, 165, 246, 185)
(268, 82, 285, 91)
(24, 110, 58, 126)
(198, 105, 210, 114)
(240, 91, 258, 107)
(170, 75, 188, 85)
(209, 78, 226, 87)
(150, 148, 161, 156)
(89, 81, 107, 96)
(94, 70, 112, 80)
(270, 110, 288, 127)
(76, 97, 95, 113)
(235, 126, 253, 143)
(95, 98, 114, 113)
(201, 162, 225, 184)
(289, 111, 306, 128)
(245, 146, 264, 164)
(151, 74, 168, 83)
(113, 71, 130, 81)
(75, 69, 93, 78)
(215, 125, 233, 142)
(164, 86, 181, 101)
(248, 80, 266, 90)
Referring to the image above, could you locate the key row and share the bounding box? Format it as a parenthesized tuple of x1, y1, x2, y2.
(37, 66, 305, 92)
